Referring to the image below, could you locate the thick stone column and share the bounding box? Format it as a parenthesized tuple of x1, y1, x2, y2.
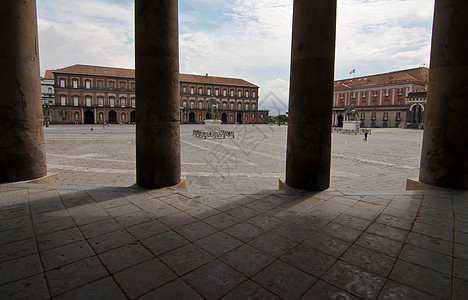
(419, 0, 468, 189)
(285, 0, 337, 190)
(135, 0, 181, 188)
(0, 0, 47, 183)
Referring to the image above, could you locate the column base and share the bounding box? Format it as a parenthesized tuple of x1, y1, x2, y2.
(174, 177, 188, 189)
(406, 178, 445, 191)
(24, 173, 60, 185)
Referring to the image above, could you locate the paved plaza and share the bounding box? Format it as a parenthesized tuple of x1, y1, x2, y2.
(0, 125, 467, 299)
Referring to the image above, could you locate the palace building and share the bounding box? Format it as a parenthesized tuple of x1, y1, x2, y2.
(47, 65, 268, 125)
(333, 67, 429, 128)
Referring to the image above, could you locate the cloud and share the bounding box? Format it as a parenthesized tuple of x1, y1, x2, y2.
(36, 0, 434, 110)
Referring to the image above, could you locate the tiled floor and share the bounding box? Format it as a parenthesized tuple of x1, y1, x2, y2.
(0, 183, 467, 299)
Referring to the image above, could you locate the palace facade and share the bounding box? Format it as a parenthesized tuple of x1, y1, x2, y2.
(333, 67, 429, 128)
(46, 65, 268, 125)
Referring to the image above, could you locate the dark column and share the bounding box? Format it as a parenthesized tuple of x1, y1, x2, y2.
(135, 0, 181, 188)
(419, 0, 468, 189)
(285, 0, 337, 190)
(0, 0, 47, 183)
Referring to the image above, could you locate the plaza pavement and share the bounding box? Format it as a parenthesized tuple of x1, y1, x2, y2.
(0, 125, 467, 299)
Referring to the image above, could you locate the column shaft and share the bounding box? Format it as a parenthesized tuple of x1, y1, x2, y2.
(0, 0, 47, 182)
(419, 0, 468, 189)
(286, 0, 337, 190)
(135, 0, 181, 188)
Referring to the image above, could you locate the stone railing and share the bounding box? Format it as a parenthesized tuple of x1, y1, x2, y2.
(193, 130, 234, 139)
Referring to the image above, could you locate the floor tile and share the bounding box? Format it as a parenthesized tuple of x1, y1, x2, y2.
(194, 232, 243, 256)
(323, 260, 385, 299)
(138, 279, 202, 300)
(271, 222, 314, 243)
(320, 222, 362, 243)
(54, 277, 126, 300)
(452, 278, 468, 300)
(377, 280, 439, 300)
(37, 227, 84, 251)
(249, 232, 298, 258)
(389, 260, 451, 299)
(40, 240, 94, 271)
(221, 280, 281, 300)
(45, 256, 108, 297)
(454, 258, 468, 281)
(223, 222, 265, 242)
(356, 232, 403, 257)
(0, 274, 49, 300)
(79, 218, 122, 239)
(114, 258, 177, 299)
(0, 238, 37, 263)
(366, 222, 408, 242)
(253, 260, 316, 300)
(175, 221, 218, 242)
(88, 229, 136, 254)
(226, 205, 260, 220)
(203, 213, 241, 230)
(281, 245, 337, 277)
(182, 260, 246, 299)
(160, 244, 214, 276)
(33, 217, 76, 236)
(115, 211, 153, 228)
(158, 212, 198, 229)
(334, 214, 372, 230)
(126, 220, 169, 240)
(0, 254, 42, 286)
(99, 242, 154, 274)
(301, 232, 351, 257)
(300, 280, 359, 300)
(247, 213, 284, 231)
(406, 232, 453, 256)
(142, 231, 189, 256)
(220, 244, 275, 277)
(341, 245, 396, 277)
(399, 244, 452, 275)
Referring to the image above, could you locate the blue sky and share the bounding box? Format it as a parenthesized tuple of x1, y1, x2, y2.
(37, 0, 435, 110)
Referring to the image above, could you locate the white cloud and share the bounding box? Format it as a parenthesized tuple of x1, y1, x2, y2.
(36, 0, 434, 110)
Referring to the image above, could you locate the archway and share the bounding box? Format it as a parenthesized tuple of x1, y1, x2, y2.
(84, 110, 94, 124)
(221, 113, 227, 124)
(131, 111, 136, 123)
(205, 112, 210, 120)
(109, 110, 117, 123)
(188, 112, 195, 123)
(236, 113, 243, 124)
(337, 114, 343, 127)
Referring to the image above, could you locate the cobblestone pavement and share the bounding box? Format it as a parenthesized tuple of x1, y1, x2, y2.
(0, 182, 466, 299)
(44, 124, 423, 193)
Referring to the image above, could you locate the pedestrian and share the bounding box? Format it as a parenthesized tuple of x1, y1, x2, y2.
(364, 130, 368, 141)
(90, 126, 93, 132)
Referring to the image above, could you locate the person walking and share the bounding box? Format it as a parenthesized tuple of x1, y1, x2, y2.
(364, 131, 368, 141)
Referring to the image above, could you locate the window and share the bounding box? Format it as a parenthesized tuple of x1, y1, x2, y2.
(98, 97, 103, 107)
(85, 81, 91, 89)
(339, 94, 344, 99)
(190, 87, 194, 95)
(362, 92, 366, 98)
(371, 112, 376, 121)
(182, 86, 186, 93)
(207, 88, 211, 95)
(360, 112, 365, 120)
(109, 82, 115, 90)
(351, 92, 356, 99)
(245, 103, 249, 110)
(383, 112, 388, 121)
(131, 82, 135, 91)
(384, 99, 390, 106)
(73, 96, 79, 106)
(339, 102, 344, 107)
(120, 97, 126, 107)
(72, 80, 78, 88)
(48, 87, 52, 94)
(397, 88, 403, 95)
(253, 91, 256, 98)
(182, 100, 187, 108)
(384, 89, 390, 97)
(397, 99, 404, 106)
(372, 100, 378, 106)
(238, 90, 242, 97)
(61, 110, 66, 116)
(246, 91, 249, 97)
(131, 98, 136, 108)
(60, 95, 66, 106)
(190, 101, 194, 109)
(199, 87, 203, 95)
(238, 103, 242, 110)
(86, 96, 91, 107)
(260, 113, 264, 118)
(59, 79, 65, 87)
(230, 90, 234, 97)
(230, 103, 234, 110)
(198, 102, 203, 109)
(109, 97, 115, 107)
(223, 102, 227, 109)
(120, 82, 126, 90)
(97, 81, 103, 89)
(252, 104, 256, 110)
(396, 112, 401, 121)
(215, 89, 219, 96)
(372, 91, 378, 97)
(361, 100, 367, 106)
(99, 112, 104, 121)
(223, 89, 227, 96)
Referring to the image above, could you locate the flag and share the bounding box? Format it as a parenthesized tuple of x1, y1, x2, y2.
(349, 69, 355, 75)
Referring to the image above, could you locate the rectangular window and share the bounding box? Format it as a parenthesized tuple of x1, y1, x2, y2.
(198, 102, 203, 109)
(223, 102, 226, 109)
(131, 82, 135, 91)
(73, 96, 78, 106)
(72, 80, 78, 88)
(230, 103, 234, 110)
(61, 95, 66, 106)
(360, 112, 365, 120)
(238, 103, 242, 110)
(98, 97, 103, 107)
(245, 103, 249, 110)
(86, 96, 91, 107)
(190, 87, 194, 95)
(398, 88, 403, 95)
(85, 81, 91, 89)
(131, 98, 136, 108)
(182, 100, 187, 108)
(396, 112, 401, 121)
(253, 91, 256, 98)
(252, 104, 256, 110)
(373, 91, 378, 97)
(120, 82, 125, 90)
(60, 79, 65, 88)
(215, 89, 219, 96)
(230, 90, 234, 97)
(238, 90, 242, 97)
(109, 82, 115, 90)
(121, 98, 126, 107)
(207, 88, 211, 95)
(190, 101, 194, 109)
(383, 112, 388, 121)
(199, 87, 203, 94)
(97, 81, 103, 89)
(110, 97, 115, 107)
(362, 92, 366, 98)
(246, 91, 249, 97)
(223, 89, 227, 96)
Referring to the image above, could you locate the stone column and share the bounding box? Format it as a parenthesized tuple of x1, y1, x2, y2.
(419, 0, 468, 189)
(285, 0, 337, 190)
(0, 0, 47, 183)
(135, 0, 181, 188)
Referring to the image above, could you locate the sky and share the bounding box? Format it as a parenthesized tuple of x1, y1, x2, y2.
(36, 0, 435, 112)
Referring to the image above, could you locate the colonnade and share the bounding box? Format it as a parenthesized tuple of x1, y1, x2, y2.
(0, 0, 466, 190)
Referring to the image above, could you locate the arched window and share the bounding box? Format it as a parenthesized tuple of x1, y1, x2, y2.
(245, 103, 249, 110)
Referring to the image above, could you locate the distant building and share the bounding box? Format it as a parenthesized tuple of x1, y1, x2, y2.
(47, 65, 268, 124)
(333, 67, 429, 128)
